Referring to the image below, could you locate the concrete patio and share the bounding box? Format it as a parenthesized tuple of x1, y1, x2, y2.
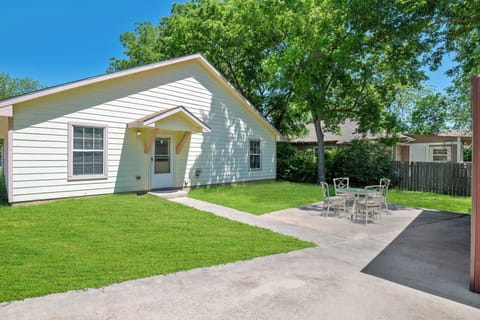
(1, 198, 478, 319)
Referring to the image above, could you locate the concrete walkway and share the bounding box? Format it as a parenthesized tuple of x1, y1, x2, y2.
(1, 198, 479, 320)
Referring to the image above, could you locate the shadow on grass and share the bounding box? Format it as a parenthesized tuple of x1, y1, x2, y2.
(362, 210, 479, 308)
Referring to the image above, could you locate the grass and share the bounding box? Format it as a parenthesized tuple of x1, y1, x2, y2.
(189, 181, 471, 215)
(189, 181, 324, 215)
(0, 194, 314, 302)
(388, 189, 471, 214)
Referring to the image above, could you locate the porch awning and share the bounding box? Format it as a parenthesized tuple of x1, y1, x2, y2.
(127, 105, 211, 134)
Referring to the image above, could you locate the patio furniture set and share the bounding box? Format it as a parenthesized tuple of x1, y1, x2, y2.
(320, 177, 390, 225)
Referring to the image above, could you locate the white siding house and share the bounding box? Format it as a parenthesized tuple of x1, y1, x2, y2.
(0, 54, 280, 204)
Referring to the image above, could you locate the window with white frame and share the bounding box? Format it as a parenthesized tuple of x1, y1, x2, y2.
(70, 124, 107, 178)
(249, 140, 261, 170)
(430, 146, 451, 162)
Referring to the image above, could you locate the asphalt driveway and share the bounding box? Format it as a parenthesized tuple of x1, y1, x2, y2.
(1, 198, 478, 320)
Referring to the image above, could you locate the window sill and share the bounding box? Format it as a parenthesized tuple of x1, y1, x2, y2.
(67, 175, 108, 181)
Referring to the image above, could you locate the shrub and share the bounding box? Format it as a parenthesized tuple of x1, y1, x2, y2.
(277, 140, 393, 185)
(463, 145, 472, 162)
(277, 142, 318, 183)
(329, 139, 393, 186)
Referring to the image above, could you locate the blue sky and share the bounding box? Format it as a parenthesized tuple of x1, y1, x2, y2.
(0, 0, 180, 86)
(0, 0, 453, 92)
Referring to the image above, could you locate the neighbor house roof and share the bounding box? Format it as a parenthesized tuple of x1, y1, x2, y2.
(0, 53, 281, 139)
(291, 120, 408, 145)
(403, 132, 472, 144)
(438, 129, 472, 137)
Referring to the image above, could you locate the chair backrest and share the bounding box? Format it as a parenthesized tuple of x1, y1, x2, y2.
(333, 177, 349, 194)
(365, 185, 382, 204)
(379, 178, 391, 197)
(320, 182, 330, 199)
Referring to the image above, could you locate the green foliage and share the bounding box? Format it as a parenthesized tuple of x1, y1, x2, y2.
(110, 0, 470, 181)
(0, 73, 43, 100)
(276, 142, 317, 184)
(463, 144, 472, 161)
(421, 0, 480, 131)
(0, 194, 312, 302)
(409, 92, 449, 134)
(390, 86, 466, 134)
(328, 140, 393, 186)
(109, 0, 307, 136)
(278, 140, 392, 186)
(324, 148, 339, 182)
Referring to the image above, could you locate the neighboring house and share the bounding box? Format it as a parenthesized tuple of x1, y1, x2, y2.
(394, 132, 471, 163)
(290, 121, 471, 163)
(291, 120, 404, 149)
(0, 54, 281, 204)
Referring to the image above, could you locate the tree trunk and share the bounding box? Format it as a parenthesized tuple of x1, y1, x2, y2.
(313, 114, 326, 183)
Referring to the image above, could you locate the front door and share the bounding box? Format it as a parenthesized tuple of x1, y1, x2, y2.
(151, 135, 174, 189)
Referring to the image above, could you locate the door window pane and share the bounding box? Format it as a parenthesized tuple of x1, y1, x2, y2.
(154, 138, 170, 174)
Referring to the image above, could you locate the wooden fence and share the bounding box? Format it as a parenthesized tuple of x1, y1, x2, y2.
(391, 161, 472, 197)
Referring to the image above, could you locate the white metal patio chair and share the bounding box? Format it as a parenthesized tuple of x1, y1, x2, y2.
(379, 178, 391, 212)
(355, 185, 383, 224)
(333, 177, 356, 203)
(369, 178, 391, 213)
(320, 182, 347, 217)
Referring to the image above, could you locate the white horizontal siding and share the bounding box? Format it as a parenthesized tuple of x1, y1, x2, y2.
(179, 64, 276, 187)
(10, 60, 276, 203)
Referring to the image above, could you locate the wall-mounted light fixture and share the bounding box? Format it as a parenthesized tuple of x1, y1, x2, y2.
(136, 129, 142, 137)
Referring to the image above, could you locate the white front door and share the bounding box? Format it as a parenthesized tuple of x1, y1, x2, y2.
(151, 135, 174, 189)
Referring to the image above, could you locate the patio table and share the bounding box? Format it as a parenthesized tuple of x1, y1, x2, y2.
(340, 187, 378, 218)
(341, 187, 367, 195)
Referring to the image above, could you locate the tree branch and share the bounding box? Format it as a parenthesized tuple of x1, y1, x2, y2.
(223, 58, 243, 94)
(436, 15, 480, 24)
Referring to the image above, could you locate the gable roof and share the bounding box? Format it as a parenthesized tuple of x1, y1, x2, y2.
(0, 53, 281, 139)
(127, 105, 211, 133)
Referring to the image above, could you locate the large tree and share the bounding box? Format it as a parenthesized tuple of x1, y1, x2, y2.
(260, 0, 437, 181)
(109, 0, 307, 136)
(426, 0, 480, 130)
(0, 73, 43, 100)
(390, 86, 454, 135)
(110, 0, 440, 182)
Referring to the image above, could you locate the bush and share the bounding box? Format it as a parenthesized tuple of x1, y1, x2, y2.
(277, 140, 393, 185)
(324, 148, 338, 182)
(277, 142, 318, 183)
(463, 145, 472, 162)
(329, 139, 393, 186)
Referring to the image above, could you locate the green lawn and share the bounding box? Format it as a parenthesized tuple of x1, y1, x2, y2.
(388, 189, 471, 214)
(0, 194, 313, 302)
(189, 181, 324, 215)
(189, 181, 471, 215)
